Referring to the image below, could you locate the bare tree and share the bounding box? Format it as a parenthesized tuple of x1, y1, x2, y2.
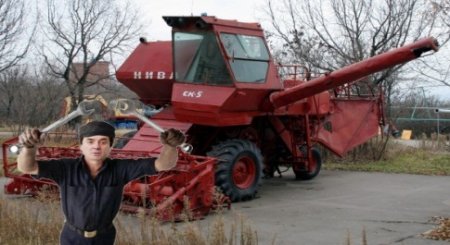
(0, 0, 33, 73)
(41, 0, 143, 112)
(0, 65, 66, 133)
(260, 0, 444, 104)
(413, 0, 450, 87)
(430, 0, 450, 29)
(0, 67, 27, 119)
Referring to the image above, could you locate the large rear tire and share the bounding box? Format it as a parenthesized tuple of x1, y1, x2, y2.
(207, 139, 263, 202)
(294, 148, 322, 180)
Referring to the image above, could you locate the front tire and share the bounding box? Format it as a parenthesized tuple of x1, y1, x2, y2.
(207, 139, 263, 202)
(294, 148, 322, 180)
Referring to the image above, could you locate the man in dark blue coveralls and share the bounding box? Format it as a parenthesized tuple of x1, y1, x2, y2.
(17, 121, 185, 245)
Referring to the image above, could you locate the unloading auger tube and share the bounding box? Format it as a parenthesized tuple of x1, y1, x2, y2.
(115, 99, 194, 153)
(270, 37, 439, 108)
(435, 108, 450, 113)
(9, 100, 98, 154)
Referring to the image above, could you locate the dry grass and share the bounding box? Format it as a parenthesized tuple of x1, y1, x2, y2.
(0, 192, 263, 245)
(344, 229, 370, 245)
(114, 212, 260, 245)
(325, 137, 450, 176)
(0, 196, 63, 244)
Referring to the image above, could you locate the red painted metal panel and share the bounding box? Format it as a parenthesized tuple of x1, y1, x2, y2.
(274, 91, 331, 116)
(200, 16, 262, 31)
(221, 89, 272, 111)
(172, 83, 235, 109)
(171, 83, 262, 126)
(116, 41, 173, 105)
(173, 109, 256, 126)
(315, 99, 381, 156)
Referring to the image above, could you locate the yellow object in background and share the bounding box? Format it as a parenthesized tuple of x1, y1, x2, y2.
(62, 95, 108, 116)
(401, 130, 412, 140)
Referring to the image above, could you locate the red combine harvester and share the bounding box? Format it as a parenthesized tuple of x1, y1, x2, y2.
(3, 16, 438, 219)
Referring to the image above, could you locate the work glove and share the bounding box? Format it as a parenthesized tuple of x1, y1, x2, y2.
(19, 128, 42, 148)
(160, 128, 185, 147)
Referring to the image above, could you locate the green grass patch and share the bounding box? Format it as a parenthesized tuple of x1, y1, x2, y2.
(324, 149, 450, 175)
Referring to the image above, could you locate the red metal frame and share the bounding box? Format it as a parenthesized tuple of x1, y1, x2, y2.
(120, 152, 228, 221)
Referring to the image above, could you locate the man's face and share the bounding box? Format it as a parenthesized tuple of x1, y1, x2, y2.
(80, 135, 112, 163)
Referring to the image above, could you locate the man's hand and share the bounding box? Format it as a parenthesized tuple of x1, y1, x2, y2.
(17, 127, 41, 174)
(160, 128, 185, 147)
(156, 128, 185, 171)
(19, 128, 42, 148)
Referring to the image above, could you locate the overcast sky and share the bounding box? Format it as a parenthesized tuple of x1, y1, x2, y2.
(133, 0, 263, 41)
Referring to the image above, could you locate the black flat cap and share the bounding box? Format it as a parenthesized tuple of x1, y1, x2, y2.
(79, 121, 115, 146)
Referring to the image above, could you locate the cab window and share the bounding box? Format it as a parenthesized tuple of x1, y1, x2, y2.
(220, 34, 270, 83)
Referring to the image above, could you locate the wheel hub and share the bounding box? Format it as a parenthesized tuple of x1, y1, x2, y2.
(232, 156, 256, 189)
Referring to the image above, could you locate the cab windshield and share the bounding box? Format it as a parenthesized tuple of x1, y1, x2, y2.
(173, 32, 232, 85)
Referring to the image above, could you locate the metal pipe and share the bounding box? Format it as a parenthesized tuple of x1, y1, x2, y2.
(435, 108, 450, 113)
(270, 37, 439, 108)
